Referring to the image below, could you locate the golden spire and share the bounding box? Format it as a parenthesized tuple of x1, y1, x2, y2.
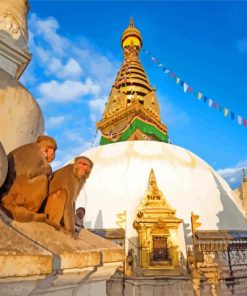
(148, 169, 161, 199)
(243, 168, 247, 183)
(129, 17, 134, 27)
(141, 169, 169, 207)
(97, 19, 168, 145)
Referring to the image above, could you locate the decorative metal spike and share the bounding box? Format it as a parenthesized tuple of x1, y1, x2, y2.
(129, 17, 135, 28)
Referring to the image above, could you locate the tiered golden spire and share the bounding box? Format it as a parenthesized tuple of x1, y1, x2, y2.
(97, 19, 168, 145)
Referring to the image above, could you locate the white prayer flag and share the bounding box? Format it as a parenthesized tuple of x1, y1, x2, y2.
(183, 82, 189, 93)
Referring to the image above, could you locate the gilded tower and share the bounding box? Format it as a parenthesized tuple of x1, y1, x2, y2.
(97, 18, 168, 145)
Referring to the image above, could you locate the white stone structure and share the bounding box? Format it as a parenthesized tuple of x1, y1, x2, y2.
(77, 141, 247, 257)
(0, 0, 44, 153)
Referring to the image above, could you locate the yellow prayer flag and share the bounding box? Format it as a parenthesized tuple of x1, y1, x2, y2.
(198, 92, 202, 100)
(176, 77, 180, 84)
(224, 108, 229, 117)
(116, 210, 126, 229)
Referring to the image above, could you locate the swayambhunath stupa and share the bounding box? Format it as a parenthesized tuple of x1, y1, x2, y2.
(0, 1, 247, 296)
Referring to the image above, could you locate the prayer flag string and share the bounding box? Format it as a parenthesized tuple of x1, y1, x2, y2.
(142, 48, 246, 128)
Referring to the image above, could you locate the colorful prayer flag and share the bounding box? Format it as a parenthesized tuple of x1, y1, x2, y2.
(224, 108, 229, 117)
(237, 115, 242, 125)
(183, 82, 189, 93)
(142, 48, 246, 129)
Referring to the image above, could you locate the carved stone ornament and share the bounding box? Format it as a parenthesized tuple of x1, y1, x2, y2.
(0, 0, 28, 42)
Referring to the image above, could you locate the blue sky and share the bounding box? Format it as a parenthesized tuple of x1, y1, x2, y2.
(21, 1, 247, 188)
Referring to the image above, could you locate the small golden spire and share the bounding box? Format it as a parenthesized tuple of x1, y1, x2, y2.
(148, 169, 161, 198)
(129, 17, 135, 28)
(243, 168, 247, 183)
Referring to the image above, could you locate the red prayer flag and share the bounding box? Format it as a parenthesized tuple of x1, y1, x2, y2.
(244, 119, 247, 127)
(170, 72, 174, 77)
(189, 86, 193, 93)
(213, 102, 218, 109)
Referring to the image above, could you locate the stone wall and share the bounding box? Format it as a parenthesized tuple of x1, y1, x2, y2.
(106, 272, 194, 296)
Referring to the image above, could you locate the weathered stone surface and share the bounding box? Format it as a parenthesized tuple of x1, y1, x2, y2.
(0, 208, 124, 295)
(0, 280, 38, 296)
(78, 229, 125, 263)
(0, 218, 52, 278)
(0, 0, 29, 47)
(107, 274, 194, 296)
(0, 0, 31, 79)
(0, 142, 7, 187)
(0, 69, 44, 153)
(33, 265, 118, 296)
(11, 220, 124, 270)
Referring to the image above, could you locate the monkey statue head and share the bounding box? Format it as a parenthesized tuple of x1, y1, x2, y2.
(74, 156, 93, 181)
(36, 135, 57, 163)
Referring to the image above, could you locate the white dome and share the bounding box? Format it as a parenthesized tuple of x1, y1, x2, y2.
(77, 141, 247, 240)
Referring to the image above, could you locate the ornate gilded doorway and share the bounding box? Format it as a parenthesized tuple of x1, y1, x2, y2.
(152, 235, 168, 261)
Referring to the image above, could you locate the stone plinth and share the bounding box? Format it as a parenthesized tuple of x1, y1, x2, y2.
(11, 221, 124, 270)
(0, 219, 53, 278)
(107, 270, 194, 296)
(0, 209, 124, 296)
(0, 69, 44, 153)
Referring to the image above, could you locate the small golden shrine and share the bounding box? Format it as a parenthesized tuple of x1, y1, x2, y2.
(133, 169, 182, 270)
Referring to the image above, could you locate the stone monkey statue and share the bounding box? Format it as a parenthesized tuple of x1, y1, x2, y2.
(45, 156, 93, 236)
(1, 135, 57, 222)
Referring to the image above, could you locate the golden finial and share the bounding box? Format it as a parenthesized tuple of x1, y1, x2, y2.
(121, 18, 142, 50)
(243, 168, 247, 183)
(148, 169, 160, 197)
(129, 17, 135, 28)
